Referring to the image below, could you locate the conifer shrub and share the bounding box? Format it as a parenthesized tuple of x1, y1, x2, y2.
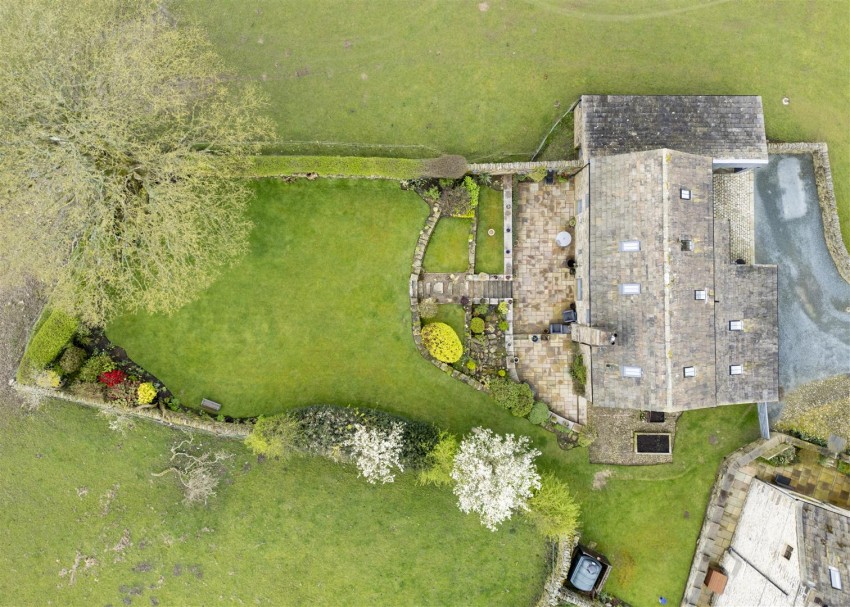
(469, 317, 485, 334)
(526, 473, 580, 539)
(528, 401, 551, 425)
(58, 346, 87, 374)
(421, 322, 463, 363)
(489, 377, 534, 417)
(137, 382, 157, 405)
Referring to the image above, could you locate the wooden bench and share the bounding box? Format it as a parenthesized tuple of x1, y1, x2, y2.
(201, 398, 222, 413)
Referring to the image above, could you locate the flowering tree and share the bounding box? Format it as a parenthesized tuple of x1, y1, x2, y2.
(344, 422, 405, 484)
(451, 427, 541, 531)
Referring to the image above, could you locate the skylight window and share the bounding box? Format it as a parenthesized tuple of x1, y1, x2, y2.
(694, 289, 707, 301)
(622, 366, 642, 378)
(729, 364, 743, 376)
(680, 188, 692, 200)
(683, 366, 696, 378)
(829, 566, 842, 590)
(681, 238, 694, 252)
(729, 320, 743, 331)
(620, 283, 641, 295)
(619, 240, 641, 252)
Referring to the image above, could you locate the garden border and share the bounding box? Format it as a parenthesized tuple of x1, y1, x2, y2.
(767, 142, 850, 284)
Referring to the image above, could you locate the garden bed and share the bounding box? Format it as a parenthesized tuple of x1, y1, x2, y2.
(635, 433, 672, 454)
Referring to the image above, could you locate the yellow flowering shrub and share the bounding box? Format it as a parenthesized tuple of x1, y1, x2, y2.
(421, 322, 463, 363)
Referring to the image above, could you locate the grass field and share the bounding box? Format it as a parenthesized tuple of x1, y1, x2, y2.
(425, 303, 466, 340)
(475, 188, 505, 274)
(178, 0, 850, 250)
(106, 178, 761, 605)
(423, 217, 471, 273)
(0, 403, 546, 606)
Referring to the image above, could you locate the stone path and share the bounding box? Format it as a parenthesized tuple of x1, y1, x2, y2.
(417, 273, 512, 303)
(512, 182, 577, 334)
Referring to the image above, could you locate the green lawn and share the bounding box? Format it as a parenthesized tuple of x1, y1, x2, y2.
(107, 178, 761, 605)
(178, 0, 850, 250)
(0, 403, 545, 606)
(475, 188, 505, 275)
(425, 303, 466, 340)
(422, 217, 471, 273)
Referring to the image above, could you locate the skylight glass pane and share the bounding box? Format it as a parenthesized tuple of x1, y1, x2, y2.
(680, 188, 692, 200)
(619, 240, 641, 252)
(694, 289, 707, 300)
(729, 320, 743, 331)
(829, 566, 842, 590)
(620, 283, 641, 295)
(683, 366, 696, 378)
(622, 366, 642, 378)
(729, 364, 743, 376)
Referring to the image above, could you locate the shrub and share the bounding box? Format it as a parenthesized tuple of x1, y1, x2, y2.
(78, 354, 116, 383)
(469, 317, 485, 334)
(498, 369, 507, 377)
(451, 427, 541, 531)
(425, 186, 440, 202)
(34, 369, 61, 389)
(498, 320, 509, 331)
(526, 473, 580, 540)
(22, 309, 78, 371)
(98, 369, 126, 387)
(577, 424, 597, 448)
(466, 360, 477, 371)
(291, 405, 439, 469)
(422, 155, 468, 179)
(421, 322, 463, 363)
(463, 176, 480, 209)
(137, 382, 157, 405)
(58, 346, 87, 374)
(417, 432, 458, 487)
(245, 414, 302, 459)
(439, 183, 473, 217)
(474, 303, 490, 316)
(489, 377, 535, 417)
(248, 155, 426, 180)
(106, 380, 139, 408)
(570, 349, 587, 396)
(527, 166, 547, 182)
(344, 422, 405, 484)
(497, 301, 509, 316)
(418, 298, 439, 320)
(528, 402, 550, 425)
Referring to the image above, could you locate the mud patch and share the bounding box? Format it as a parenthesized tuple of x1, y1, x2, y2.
(592, 469, 613, 490)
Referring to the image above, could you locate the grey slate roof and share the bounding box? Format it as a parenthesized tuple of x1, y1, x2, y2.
(578, 95, 768, 164)
(799, 500, 850, 607)
(586, 149, 778, 411)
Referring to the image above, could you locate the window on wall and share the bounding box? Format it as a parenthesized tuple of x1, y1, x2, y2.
(729, 364, 743, 376)
(619, 240, 641, 252)
(619, 283, 641, 295)
(621, 366, 642, 378)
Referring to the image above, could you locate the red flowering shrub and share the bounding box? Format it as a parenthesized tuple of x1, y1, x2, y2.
(98, 369, 126, 387)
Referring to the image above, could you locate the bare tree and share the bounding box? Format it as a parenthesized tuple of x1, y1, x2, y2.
(152, 436, 233, 506)
(0, 0, 272, 325)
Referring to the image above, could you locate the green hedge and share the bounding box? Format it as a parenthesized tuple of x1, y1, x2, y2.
(20, 309, 78, 376)
(247, 155, 427, 180)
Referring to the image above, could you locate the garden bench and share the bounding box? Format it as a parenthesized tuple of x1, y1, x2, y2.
(201, 398, 222, 413)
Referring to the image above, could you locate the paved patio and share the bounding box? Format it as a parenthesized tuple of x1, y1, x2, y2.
(513, 333, 585, 423)
(512, 182, 576, 334)
(753, 448, 850, 509)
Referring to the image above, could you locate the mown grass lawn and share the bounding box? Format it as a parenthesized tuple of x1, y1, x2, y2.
(0, 403, 546, 606)
(107, 178, 761, 606)
(178, 0, 850, 250)
(422, 217, 471, 273)
(475, 187, 505, 275)
(425, 303, 466, 340)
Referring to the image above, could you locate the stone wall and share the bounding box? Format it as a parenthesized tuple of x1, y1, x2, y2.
(14, 383, 251, 438)
(767, 142, 850, 284)
(468, 160, 583, 176)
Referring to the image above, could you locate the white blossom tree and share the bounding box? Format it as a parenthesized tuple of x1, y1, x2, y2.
(345, 422, 405, 484)
(451, 427, 541, 531)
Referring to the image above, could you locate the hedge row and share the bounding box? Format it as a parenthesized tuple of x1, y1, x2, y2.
(247, 155, 427, 180)
(21, 309, 78, 372)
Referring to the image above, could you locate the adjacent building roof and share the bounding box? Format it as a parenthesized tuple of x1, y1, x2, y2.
(714, 479, 850, 607)
(586, 149, 778, 411)
(577, 95, 768, 167)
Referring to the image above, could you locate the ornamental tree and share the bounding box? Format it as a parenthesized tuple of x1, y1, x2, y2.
(451, 427, 541, 531)
(0, 0, 271, 325)
(98, 369, 126, 387)
(344, 422, 405, 484)
(526, 473, 580, 540)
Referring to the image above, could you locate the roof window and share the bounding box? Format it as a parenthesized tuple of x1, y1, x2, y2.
(829, 566, 842, 590)
(729, 320, 743, 331)
(694, 289, 707, 301)
(680, 188, 692, 200)
(729, 364, 743, 376)
(683, 366, 696, 378)
(681, 238, 694, 252)
(622, 366, 642, 378)
(620, 283, 641, 296)
(619, 240, 641, 252)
